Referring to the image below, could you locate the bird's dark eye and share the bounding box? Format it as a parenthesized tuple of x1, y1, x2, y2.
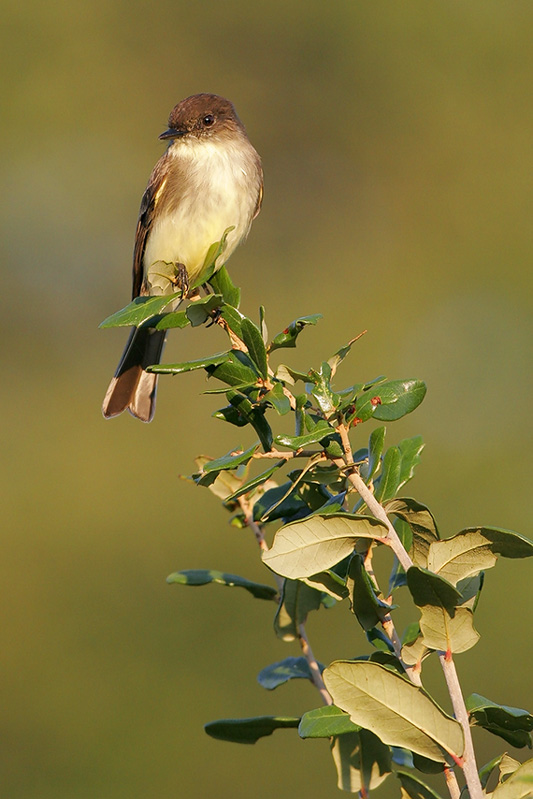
(203, 114, 215, 126)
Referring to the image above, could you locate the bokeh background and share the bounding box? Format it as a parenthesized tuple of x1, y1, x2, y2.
(2, 2, 532, 797)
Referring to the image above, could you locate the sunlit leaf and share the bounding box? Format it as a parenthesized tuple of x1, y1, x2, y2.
(298, 705, 359, 738)
(268, 314, 322, 352)
(274, 579, 322, 641)
(100, 294, 180, 328)
(330, 729, 392, 793)
(374, 446, 401, 502)
(323, 660, 464, 763)
(385, 498, 440, 567)
(274, 420, 336, 451)
(148, 351, 229, 375)
(241, 317, 268, 379)
(263, 514, 388, 579)
(208, 262, 240, 307)
(355, 380, 427, 423)
(418, 605, 480, 654)
(491, 757, 533, 799)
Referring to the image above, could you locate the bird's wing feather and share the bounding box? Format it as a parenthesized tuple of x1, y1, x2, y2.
(131, 153, 171, 299)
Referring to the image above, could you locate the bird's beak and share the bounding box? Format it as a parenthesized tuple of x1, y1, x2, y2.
(159, 127, 186, 140)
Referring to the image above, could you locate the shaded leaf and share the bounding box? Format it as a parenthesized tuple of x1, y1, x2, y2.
(479, 753, 506, 790)
(185, 294, 224, 327)
(491, 758, 533, 798)
(263, 382, 292, 415)
(385, 498, 440, 567)
(274, 421, 336, 451)
(219, 304, 245, 339)
(166, 569, 277, 601)
(374, 446, 401, 502)
(396, 770, 444, 799)
(241, 317, 268, 379)
(148, 351, 229, 375)
(299, 705, 359, 738)
(330, 729, 392, 794)
(466, 694, 533, 749)
(207, 349, 261, 386)
(204, 715, 300, 744)
(263, 514, 388, 579)
(253, 481, 308, 524)
(274, 579, 322, 641)
(406, 567, 462, 613)
(324, 661, 464, 763)
(151, 310, 191, 330)
(327, 336, 364, 376)
(224, 461, 285, 502)
(366, 426, 386, 482)
(347, 554, 394, 630)
(196, 444, 258, 483)
(301, 569, 349, 601)
(225, 390, 273, 452)
(257, 656, 323, 690)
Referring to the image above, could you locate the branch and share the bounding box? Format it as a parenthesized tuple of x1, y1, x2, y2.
(298, 624, 332, 705)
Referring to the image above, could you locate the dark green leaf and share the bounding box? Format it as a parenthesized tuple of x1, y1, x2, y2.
(268, 314, 322, 352)
(374, 446, 401, 502)
(263, 382, 292, 415)
(100, 294, 179, 329)
(196, 444, 258, 486)
(347, 554, 394, 630)
(274, 579, 322, 641)
(241, 317, 268, 379)
(149, 351, 229, 375)
(366, 426, 386, 482)
(192, 227, 236, 289)
(207, 262, 240, 307)
(274, 420, 336, 451)
(219, 304, 245, 339)
(327, 336, 363, 376)
(205, 716, 300, 744)
(212, 404, 248, 427)
(257, 656, 324, 690)
(207, 349, 260, 386)
(224, 461, 285, 502)
(150, 309, 191, 330)
(224, 390, 273, 452)
(298, 705, 359, 738)
(406, 566, 462, 613)
(355, 379, 427, 423)
(396, 770, 444, 799)
(398, 436, 425, 487)
(166, 569, 277, 600)
(253, 481, 308, 523)
(466, 694, 533, 749)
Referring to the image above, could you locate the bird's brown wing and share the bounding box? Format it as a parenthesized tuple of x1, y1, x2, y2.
(252, 166, 264, 221)
(131, 153, 171, 299)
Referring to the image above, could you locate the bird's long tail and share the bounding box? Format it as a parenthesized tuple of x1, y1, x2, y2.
(102, 327, 166, 422)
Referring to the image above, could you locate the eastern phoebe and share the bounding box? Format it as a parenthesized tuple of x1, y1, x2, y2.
(102, 93, 263, 422)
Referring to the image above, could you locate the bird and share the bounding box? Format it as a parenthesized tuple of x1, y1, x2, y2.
(102, 93, 263, 422)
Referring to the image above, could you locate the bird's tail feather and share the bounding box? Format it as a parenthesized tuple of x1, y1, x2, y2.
(102, 327, 166, 422)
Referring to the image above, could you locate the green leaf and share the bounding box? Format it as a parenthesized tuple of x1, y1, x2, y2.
(150, 310, 191, 330)
(185, 294, 224, 327)
(398, 436, 424, 487)
(99, 294, 179, 328)
(298, 705, 359, 738)
(355, 380, 427, 423)
(206, 262, 241, 306)
(396, 770, 444, 799)
(418, 605, 480, 654)
(225, 390, 273, 452)
(323, 660, 464, 763)
(166, 569, 277, 601)
(190, 227, 235, 288)
(224, 461, 285, 502)
(427, 527, 533, 587)
(330, 729, 392, 793)
(274, 420, 336, 451)
(273, 579, 322, 641)
(263, 382, 292, 415)
(479, 754, 506, 790)
(212, 404, 248, 427)
(366, 426, 386, 482)
(268, 314, 322, 352)
(263, 514, 388, 579)
(257, 656, 324, 690)
(204, 716, 300, 744)
(300, 569, 349, 601)
(491, 758, 533, 798)
(309, 364, 340, 416)
(253, 482, 308, 523)
(374, 446, 401, 502)
(406, 567, 462, 613)
(241, 317, 268, 379)
(466, 694, 533, 749)
(327, 336, 363, 376)
(207, 349, 261, 386)
(385, 498, 440, 567)
(148, 351, 229, 375)
(219, 304, 245, 339)
(347, 554, 394, 630)
(196, 443, 258, 486)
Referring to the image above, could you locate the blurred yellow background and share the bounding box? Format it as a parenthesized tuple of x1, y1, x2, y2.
(2, 2, 532, 797)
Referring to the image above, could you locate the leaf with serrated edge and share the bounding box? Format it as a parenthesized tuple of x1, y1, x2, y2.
(323, 661, 464, 763)
(263, 514, 388, 579)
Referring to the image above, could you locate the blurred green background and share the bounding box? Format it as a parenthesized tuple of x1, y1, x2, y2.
(2, 1, 532, 797)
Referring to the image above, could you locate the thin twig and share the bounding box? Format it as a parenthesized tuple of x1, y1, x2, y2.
(444, 767, 461, 799)
(298, 624, 332, 705)
(439, 653, 483, 799)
